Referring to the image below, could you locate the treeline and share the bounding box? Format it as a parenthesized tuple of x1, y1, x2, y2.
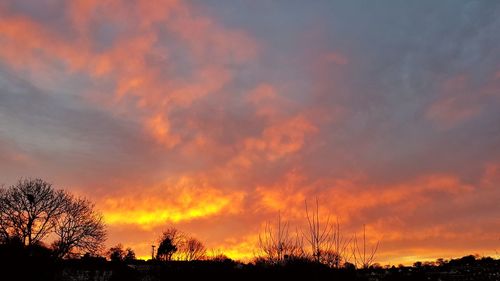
(2, 178, 499, 281)
(0, 178, 379, 268)
(255, 200, 379, 269)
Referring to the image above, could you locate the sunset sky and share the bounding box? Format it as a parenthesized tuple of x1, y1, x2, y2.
(1, 0, 500, 264)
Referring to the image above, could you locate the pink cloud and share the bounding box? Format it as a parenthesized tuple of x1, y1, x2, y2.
(426, 75, 481, 128)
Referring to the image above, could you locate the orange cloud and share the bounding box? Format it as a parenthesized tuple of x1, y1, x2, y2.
(247, 84, 278, 104)
(255, 170, 307, 214)
(146, 114, 181, 149)
(1, 0, 499, 266)
(426, 75, 481, 128)
(239, 115, 317, 163)
(0, 0, 258, 150)
(214, 233, 261, 262)
(481, 163, 500, 188)
(100, 176, 246, 228)
(426, 98, 480, 128)
(245, 83, 302, 121)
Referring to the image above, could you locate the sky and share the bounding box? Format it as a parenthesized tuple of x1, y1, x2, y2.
(0, 0, 500, 265)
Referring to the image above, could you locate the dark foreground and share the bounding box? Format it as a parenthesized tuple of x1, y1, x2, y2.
(1, 246, 499, 281)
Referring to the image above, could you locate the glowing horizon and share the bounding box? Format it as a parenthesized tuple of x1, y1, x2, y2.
(1, 0, 499, 266)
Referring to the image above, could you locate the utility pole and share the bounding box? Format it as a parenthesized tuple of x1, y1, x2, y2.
(152, 245, 156, 260)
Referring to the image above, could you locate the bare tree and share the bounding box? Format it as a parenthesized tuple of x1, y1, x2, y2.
(156, 228, 208, 261)
(302, 199, 352, 268)
(52, 196, 106, 258)
(208, 248, 230, 262)
(303, 198, 333, 264)
(179, 237, 206, 261)
(352, 224, 379, 269)
(0, 178, 108, 259)
(329, 218, 351, 268)
(0, 188, 11, 243)
(258, 212, 304, 264)
(0, 178, 68, 246)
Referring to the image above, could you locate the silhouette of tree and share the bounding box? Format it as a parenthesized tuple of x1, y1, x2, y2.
(108, 244, 126, 262)
(1, 178, 108, 260)
(303, 198, 333, 264)
(179, 237, 206, 261)
(157, 238, 176, 261)
(0, 188, 11, 243)
(328, 218, 351, 268)
(0, 178, 68, 246)
(302, 199, 351, 268)
(208, 248, 231, 262)
(156, 228, 207, 261)
(52, 196, 106, 258)
(124, 247, 136, 262)
(351, 224, 379, 269)
(106, 244, 135, 262)
(258, 212, 304, 264)
(157, 228, 183, 261)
